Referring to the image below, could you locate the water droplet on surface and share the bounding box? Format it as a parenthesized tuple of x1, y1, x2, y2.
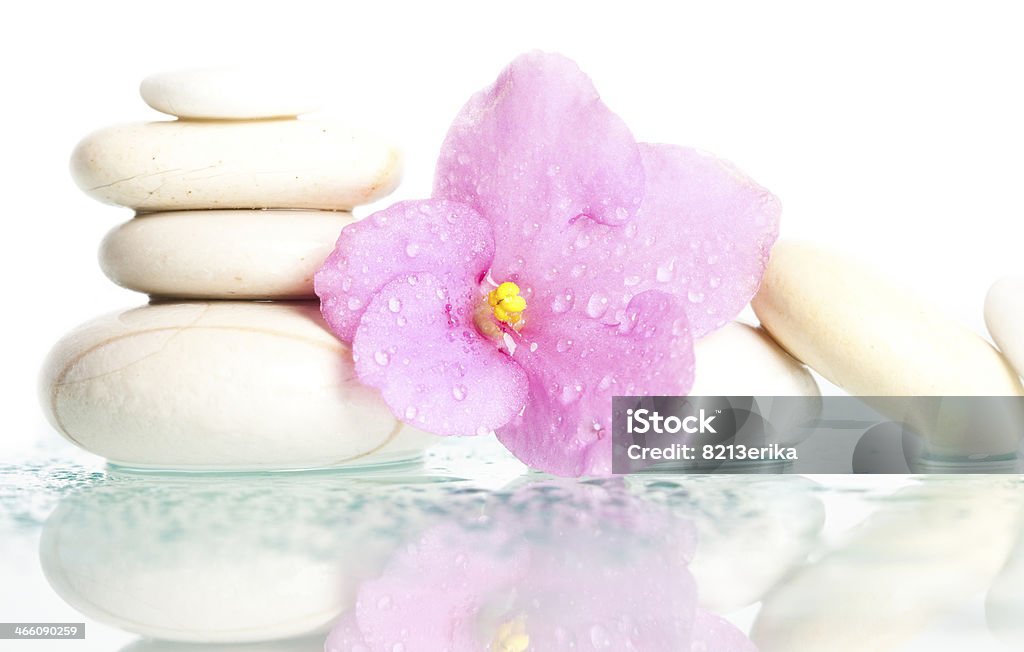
(374, 350, 390, 366)
(624, 275, 641, 287)
(556, 339, 573, 353)
(388, 297, 402, 312)
(590, 624, 612, 648)
(656, 260, 675, 283)
(529, 342, 539, 353)
(404, 406, 417, 420)
(586, 293, 609, 319)
(396, 315, 407, 326)
(452, 385, 467, 401)
(708, 276, 721, 288)
(476, 426, 491, 436)
(341, 276, 353, 291)
(687, 290, 706, 304)
(405, 243, 420, 258)
(347, 297, 362, 310)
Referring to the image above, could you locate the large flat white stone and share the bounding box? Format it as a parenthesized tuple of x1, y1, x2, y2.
(140, 66, 322, 120)
(100, 210, 352, 299)
(39, 301, 437, 470)
(71, 120, 402, 211)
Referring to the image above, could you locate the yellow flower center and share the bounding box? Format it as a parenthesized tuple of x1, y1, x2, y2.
(488, 281, 527, 327)
(492, 616, 530, 652)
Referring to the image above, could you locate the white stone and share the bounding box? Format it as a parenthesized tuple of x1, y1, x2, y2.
(39, 301, 437, 470)
(985, 276, 1024, 380)
(100, 210, 352, 299)
(41, 475, 448, 643)
(752, 478, 1023, 652)
(691, 322, 820, 396)
(140, 66, 322, 120)
(71, 120, 402, 211)
(753, 241, 1024, 455)
(690, 323, 821, 446)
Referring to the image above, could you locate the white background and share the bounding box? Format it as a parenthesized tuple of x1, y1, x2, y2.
(4, 0, 1024, 455)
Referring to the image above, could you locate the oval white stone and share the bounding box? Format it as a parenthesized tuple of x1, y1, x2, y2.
(71, 120, 402, 211)
(100, 210, 352, 299)
(691, 322, 820, 397)
(39, 301, 437, 470)
(753, 242, 1023, 396)
(140, 66, 322, 120)
(985, 276, 1024, 380)
(691, 322, 821, 446)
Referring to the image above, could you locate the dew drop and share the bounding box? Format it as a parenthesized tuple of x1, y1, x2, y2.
(404, 406, 418, 420)
(396, 315, 407, 326)
(341, 276, 353, 291)
(405, 243, 420, 258)
(476, 426, 491, 436)
(586, 293, 609, 319)
(452, 385, 467, 401)
(374, 350, 390, 366)
(388, 297, 402, 312)
(570, 263, 587, 278)
(347, 297, 363, 310)
(708, 276, 721, 289)
(529, 342, 539, 353)
(656, 259, 676, 283)
(590, 624, 612, 648)
(688, 290, 706, 304)
(624, 275, 641, 287)
(556, 338, 573, 353)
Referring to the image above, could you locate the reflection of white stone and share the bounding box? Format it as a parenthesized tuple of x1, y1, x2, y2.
(39, 301, 437, 470)
(631, 475, 825, 612)
(100, 210, 354, 299)
(753, 478, 1024, 652)
(140, 67, 322, 120)
(986, 525, 1024, 646)
(71, 120, 402, 211)
(986, 276, 1024, 380)
(122, 635, 324, 652)
(41, 475, 450, 643)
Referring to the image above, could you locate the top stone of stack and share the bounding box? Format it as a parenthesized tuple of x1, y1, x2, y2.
(71, 66, 402, 213)
(140, 66, 323, 120)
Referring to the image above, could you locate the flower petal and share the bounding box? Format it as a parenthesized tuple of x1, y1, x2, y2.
(497, 290, 694, 477)
(352, 272, 528, 436)
(434, 51, 645, 278)
(632, 143, 781, 337)
(315, 199, 494, 342)
(691, 610, 758, 652)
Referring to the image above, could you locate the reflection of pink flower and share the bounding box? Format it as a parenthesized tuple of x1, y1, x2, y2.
(325, 481, 756, 651)
(316, 52, 779, 476)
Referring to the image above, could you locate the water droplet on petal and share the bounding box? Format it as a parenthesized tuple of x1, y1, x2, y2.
(404, 406, 417, 420)
(586, 293, 609, 319)
(656, 259, 676, 283)
(624, 275, 641, 287)
(374, 350, 390, 366)
(688, 290, 706, 304)
(396, 315, 407, 326)
(405, 243, 420, 258)
(452, 385, 467, 401)
(476, 426, 491, 436)
(388, 297, 402, 312)
(347, 297, 363, 310)
(708, 276, 721, 289)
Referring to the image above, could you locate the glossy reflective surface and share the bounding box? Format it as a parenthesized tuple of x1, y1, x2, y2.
(2, 436, 1023, 651)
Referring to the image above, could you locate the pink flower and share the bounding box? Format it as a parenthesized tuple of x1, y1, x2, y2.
(324, 480, 757, 652)
(316, 52, 779, 477)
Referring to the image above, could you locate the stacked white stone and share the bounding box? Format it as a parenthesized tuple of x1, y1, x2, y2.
(40, 67, 436, 471)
